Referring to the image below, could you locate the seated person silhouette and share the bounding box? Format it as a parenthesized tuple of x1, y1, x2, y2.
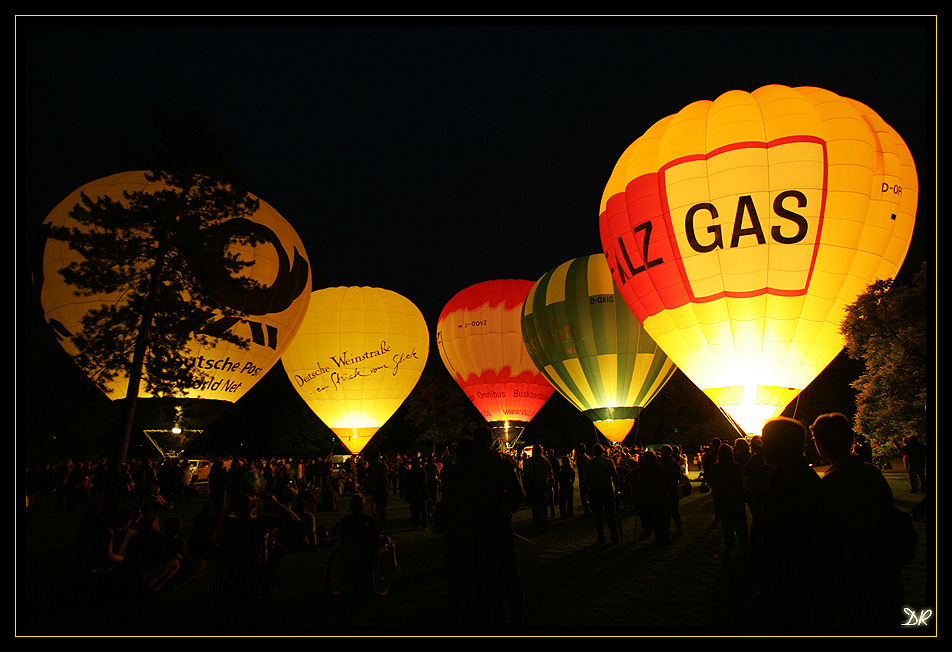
(219, 493, 285, 598)
(338, 493, 398, 576)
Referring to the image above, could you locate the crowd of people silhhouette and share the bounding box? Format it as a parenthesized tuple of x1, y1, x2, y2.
(24, 412, 926, 628)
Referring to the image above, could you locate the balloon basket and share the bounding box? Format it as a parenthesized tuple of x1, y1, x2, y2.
(143, 429, 203, 458)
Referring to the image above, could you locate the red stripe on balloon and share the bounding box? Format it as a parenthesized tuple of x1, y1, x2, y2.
(438, 279, 535, 319)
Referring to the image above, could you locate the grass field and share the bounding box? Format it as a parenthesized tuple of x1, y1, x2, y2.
(16, 469, 935, 637)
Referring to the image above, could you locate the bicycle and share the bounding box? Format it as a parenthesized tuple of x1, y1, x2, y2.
(325, 534, 398, 598)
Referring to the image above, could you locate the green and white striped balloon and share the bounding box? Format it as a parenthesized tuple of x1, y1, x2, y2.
(521, 254, 676, 443)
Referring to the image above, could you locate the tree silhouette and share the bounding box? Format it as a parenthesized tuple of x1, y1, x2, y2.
(44, 105, 263, 464)
(403, 372, 479, 454)
(840, 261, 931, 446)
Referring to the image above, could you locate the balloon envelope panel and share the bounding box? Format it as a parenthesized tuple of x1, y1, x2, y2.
(599, 85, 917, 435)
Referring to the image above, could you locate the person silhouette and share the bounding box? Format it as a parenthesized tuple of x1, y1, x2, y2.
(404, 457, 429, 530)
(748, 417, 835, 627)
(812, 413, 904, 626)
(441, 426, 526, 626)
(557, 456, 575, 518)
(708, 443, 747, 558)
(522, 444, 552, 534)
(587, 444, 622, 544)
(742, 436, 769, 520)
(899, 435, 928, 494)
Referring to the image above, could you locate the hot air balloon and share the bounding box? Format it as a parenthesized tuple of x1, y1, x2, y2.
(37, 171, 312, 454)
(437, 279, 555, 447)
(282, 286, 429, 455)
(599, 85, 918, 436)
(521, 254, 677, 444)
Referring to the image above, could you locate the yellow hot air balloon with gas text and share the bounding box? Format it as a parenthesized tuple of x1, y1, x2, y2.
(282, 286, 429, 455)
(599, 85, 917, 435)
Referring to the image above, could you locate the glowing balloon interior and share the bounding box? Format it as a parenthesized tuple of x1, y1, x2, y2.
(599, 85, 917, 435)
(522, 254, 676, 443)
(437, 279, 555, 445)
(38, 170, 312, 433)
(282, 287, 429, 455)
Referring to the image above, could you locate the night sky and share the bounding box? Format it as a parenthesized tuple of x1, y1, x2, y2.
(16, 17, 937, 454)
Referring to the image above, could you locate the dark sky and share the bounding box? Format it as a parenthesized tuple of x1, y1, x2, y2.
(16, 17, 937, 432)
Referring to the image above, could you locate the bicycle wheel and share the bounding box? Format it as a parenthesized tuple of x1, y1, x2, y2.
(371, 546, 394, 596)
(326, 548, 347, 597)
